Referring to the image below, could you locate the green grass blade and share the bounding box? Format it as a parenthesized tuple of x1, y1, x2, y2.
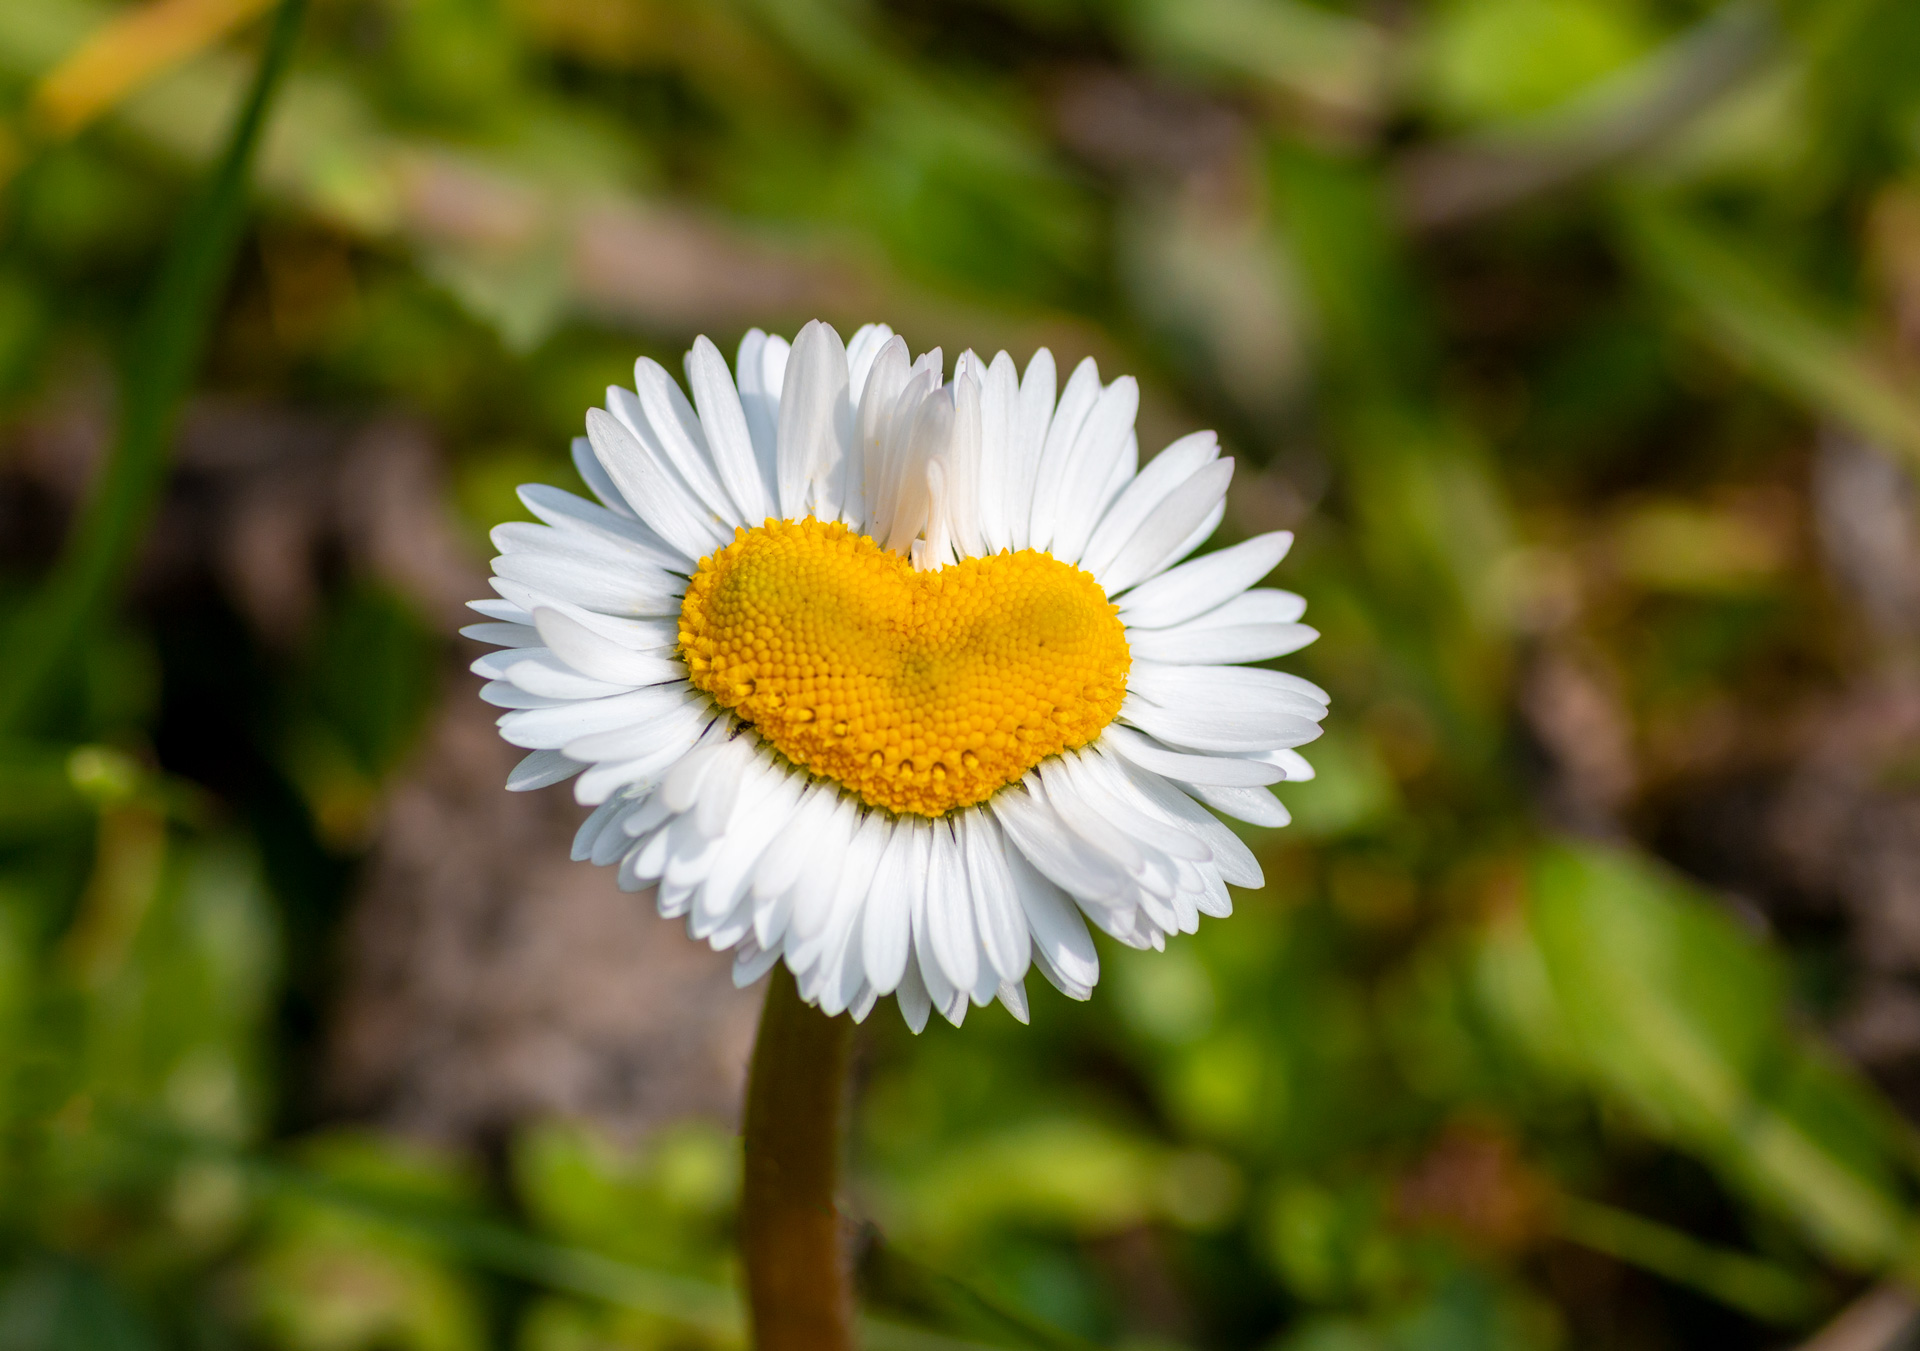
(104, 1113, 1049, 1351)
(258, 1160, 1050, 1351)
(1553, 1196, 1823, 1324)
(1619, 193, 1920, 467)
(0, 0, 308, 735)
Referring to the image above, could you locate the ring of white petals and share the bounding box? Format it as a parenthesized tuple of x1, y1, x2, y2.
(466, 321, 1328, 1031)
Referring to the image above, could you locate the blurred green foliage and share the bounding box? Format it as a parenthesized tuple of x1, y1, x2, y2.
(5, 0, 1920, 1347)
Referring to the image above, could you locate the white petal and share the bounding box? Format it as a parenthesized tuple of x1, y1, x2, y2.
(1052, 751, 1208, 868)
(1158, 498, 1227, 577)
(488, 521, 681, 602)
(623, 836, 685, 898)
(970, 950, 999, 1009)
(1027, 356, 1100, 553)
(533, 608, 681, 686)
(694, 761, 804, 935)
(942, 356, 987, 559)
(751, 870, 798, 955)
(1099, 723, 1285, 787)
(468, 597, 534, 624)
(1172, 588, 1308, 629)
(1126, 622, 1318, 665)
(469, 646, 546, 681)
(490, 581, 678, 651)
(507, 749, 582, 791)
(571, 436, 640, 523)
(478, 680, 568, 710)
(1132, 662, 1329, 717)
(1105, 750, 1264, 888)
(686, 335, 772, 524)
(573, 761, 657, 808)
(733, 942, 782, 988)
(548, 687, 708, 759)
(751, 784, 840, 902)
(1121, 668, 1326, 753)
(572, 707, 710, 803)
(905, 822, 963, 1023)
(872, 371, 949, 557)
(662, 817, 728, 894)
(1097, 431, 1138, 523)
(605, 381, 738, 532)
(760, 337, 791, 401)
(1195, 865, 1233, 918)
(925, 819, 980, 995)
(1099, 459, 1235, 596)
(1078, 894, 1154, 951)
(961, 810, 1030, 984)
(785, 800, 860, 953)
(895, 959, 933, 1033)
(861, 817, 918, 995)
(585, 408, 729, 562)
(1051, 376, 1139, 565)
(777, 320, 853, 522)
(1006, 845, 1098, 997)
(632, 358, 743, 530)
(516, 485, 684, 572)
(661, 740, 725, 813)
(704, 890, 757, 951)
(498, 683, 698, 750)
(498, 651, 634, 701)
(1118, 693, 1322, 755)
(975, 351, 1019, 553)
(619, 824, 671, 887)
(1037, 758, 1155, 881)
(793, 810, 887, 975)
(572, 794, 635, 861)
(1186, 780, 1291, 828)
(990, 779, 1129, 905)
(1265, 748, 1315, 781)
(1117, 531, 1294, 629)
(1081, 431, 1219, 579)
(771, 798, 856, 955)
(857, 338, 912, 525)
(846, 323, 894, 405)
(1006, 349, 1055, 551)
(658, 873, 696, 919)
(736, 329, 781, 490)
(492, 551, 683, 619)
(694, 735, 755, 835)
(602, 799, 665, 864)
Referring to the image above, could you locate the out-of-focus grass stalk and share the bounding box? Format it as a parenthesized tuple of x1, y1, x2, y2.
(264, 1167, 1028, 1351)
(1554, 1195, 1824, 1325)
(0, 0, 306, 736)
(1393, 0, 1773, 230)
(1620, 193, 1920, 465)
(31, 0, 275, 138)
(109, 1110, 1019, 1351)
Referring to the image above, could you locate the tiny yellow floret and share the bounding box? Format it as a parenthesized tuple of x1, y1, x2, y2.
(678, 518, 1130, 816)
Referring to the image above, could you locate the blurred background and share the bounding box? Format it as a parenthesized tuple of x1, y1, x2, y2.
(4, 0, 1920, 1347)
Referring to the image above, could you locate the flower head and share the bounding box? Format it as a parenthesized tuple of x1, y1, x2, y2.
(467, 321, 1327, 1029)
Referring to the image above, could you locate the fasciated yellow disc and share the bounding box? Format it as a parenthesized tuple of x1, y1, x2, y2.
(677, 518, 1130, 816)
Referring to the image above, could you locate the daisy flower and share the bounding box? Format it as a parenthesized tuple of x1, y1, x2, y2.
(465, 321, 1326, 1031)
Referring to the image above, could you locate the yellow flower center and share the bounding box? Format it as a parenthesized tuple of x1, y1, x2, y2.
(677, 517, 1130, 816)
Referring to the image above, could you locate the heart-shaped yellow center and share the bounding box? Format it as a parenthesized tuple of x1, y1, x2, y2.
(678, 517, 1130, 816)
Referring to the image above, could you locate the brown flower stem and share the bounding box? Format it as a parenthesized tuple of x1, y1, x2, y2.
(741, 964, 856, 1351)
